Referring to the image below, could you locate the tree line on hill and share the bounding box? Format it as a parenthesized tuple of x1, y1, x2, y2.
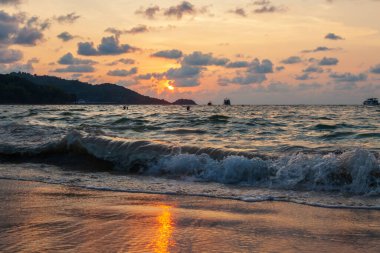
(0, 73, 196, 105)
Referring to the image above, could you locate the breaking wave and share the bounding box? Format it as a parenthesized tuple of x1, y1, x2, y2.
(1, 131, 379, 195)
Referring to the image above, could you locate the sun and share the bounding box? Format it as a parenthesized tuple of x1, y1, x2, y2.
(157, 79, 175, 93)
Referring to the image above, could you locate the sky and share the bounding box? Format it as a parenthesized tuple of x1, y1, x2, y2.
(1, 0, 380, 104)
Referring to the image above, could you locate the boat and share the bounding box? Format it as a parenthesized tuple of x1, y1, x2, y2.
(363, 98, 379, 106)
(207, 101, 213, 106)
(224, 98, 231, 106)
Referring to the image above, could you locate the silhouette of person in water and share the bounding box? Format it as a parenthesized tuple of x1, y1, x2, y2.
(186, 106, 191, 111)
(123, 106, 128, 110)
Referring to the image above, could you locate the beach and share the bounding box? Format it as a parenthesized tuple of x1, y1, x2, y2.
(0, 179, 379, 253)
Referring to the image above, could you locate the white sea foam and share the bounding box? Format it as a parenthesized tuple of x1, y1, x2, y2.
(1, 131, 378, 195)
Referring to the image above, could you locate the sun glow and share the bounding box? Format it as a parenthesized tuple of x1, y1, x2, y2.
(167, 84, 175, 91)
(158, 79, 175, 92)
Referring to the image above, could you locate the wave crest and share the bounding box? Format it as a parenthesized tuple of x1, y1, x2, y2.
(1, 131, 379, 195)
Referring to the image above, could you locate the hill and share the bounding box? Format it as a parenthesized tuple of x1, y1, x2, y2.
(0, 74, 76, 104)
(3, 72, 172, 105)
(172, 99, 197, 105)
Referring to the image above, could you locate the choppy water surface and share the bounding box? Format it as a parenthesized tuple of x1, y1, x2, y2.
(0, 105, 379, 208)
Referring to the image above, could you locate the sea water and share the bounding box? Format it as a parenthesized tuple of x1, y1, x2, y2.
(0, 105, 379, 208)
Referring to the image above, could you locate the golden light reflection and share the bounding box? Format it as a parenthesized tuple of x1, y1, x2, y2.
(152, 205, 175, 253)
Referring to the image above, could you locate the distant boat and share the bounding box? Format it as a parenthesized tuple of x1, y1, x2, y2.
(224, 98, 231, 106)
(363, 98, 379, 106)
(207, 101, 213, 106)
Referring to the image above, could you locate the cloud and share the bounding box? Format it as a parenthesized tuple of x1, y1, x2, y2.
(107, 67, 138, 77)
(135, 5, 160, 19)
(77, 36, 137, 56)
(229, 8, 247, 17)
(55, 13, 80, 24)
(0, 0, 22, 6)
(136, 72, 163, 80)
(302, 46, 336, 53)
(297, 83, 323, 91)
(171, 78, 200, 87)
(219, 74, 267, 86)
(58, 53, 97, 65)
(218, 58, 273, 86)
(0, 11, 49, 46)
(370, 64, 380, 74)
(71, 73, 82, 79)
(119, 58, 135, 65)
(325, 33, 344, 40)
(54, 65, 95, 73)
(0, 58, 38, 74)
(165, 65, 202, 87)
(183, 51, 229, 66)
(164, 1, 196, 19)
(0, 11, 19, 43)
(254, 6, 280, 13)
(276, 66, 285, 71)
(265, 82, 290, 92)
(117, 79, 138, 87)
(295, 73, 314, 81)
(0, 48, 23, 63)
(319, 57, 339, 66)
(329, 72, 367, 82)
(107, 58, 136, 66)
(166, 65, 202, 79)
(135, 2, 208, 20)
(151, 49, 183, 59)
(57, 31, 75, 42)
(281, 56, 302, 64)
(14, 26, 44, 45)
(125, 25, 149, 34)
(252, 0, 286, 14)
(247, 58, 273, 73)
(226, 61, 249, 68)
(105, 25, 149, 36)
(97, 36, 136, 55)
(77, 42, 98, 56)
(303, 65, 324, 73)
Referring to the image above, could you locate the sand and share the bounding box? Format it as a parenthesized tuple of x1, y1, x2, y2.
(0, 179, 379, 253)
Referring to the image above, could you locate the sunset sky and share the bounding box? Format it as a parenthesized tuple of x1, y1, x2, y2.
(1, 0, 380, 104)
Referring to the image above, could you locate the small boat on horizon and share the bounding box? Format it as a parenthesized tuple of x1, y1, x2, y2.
(224, 98, 231, 106)
(363, 98, 379, 106)
(207, 101, 213, 106)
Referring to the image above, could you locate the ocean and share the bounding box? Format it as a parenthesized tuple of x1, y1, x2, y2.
(0, 105, 379, 208)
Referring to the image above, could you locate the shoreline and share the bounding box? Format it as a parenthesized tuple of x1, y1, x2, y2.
(1, 177, 380, 211)
(1, 179, 379, 252)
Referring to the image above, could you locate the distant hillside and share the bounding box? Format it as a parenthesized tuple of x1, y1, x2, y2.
(5, 72, 171, 105)
(0, 74, 76, 104)
(172, 99, 197, 105)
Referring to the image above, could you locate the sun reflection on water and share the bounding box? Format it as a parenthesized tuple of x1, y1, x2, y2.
(152, 205, 175, 253)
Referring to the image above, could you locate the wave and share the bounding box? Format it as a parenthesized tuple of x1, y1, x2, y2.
(208, 115, 229, 123)
(311, 123, 347, 130)
(0, 131, 379, 195)
(164, 129, 207, 135)
(320, 131, 356, 139)
(355, 133, 380, 139)
(111, 117, 148, 125)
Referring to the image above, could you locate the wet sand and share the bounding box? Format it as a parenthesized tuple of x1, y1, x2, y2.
(0, 179, 379, 253)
